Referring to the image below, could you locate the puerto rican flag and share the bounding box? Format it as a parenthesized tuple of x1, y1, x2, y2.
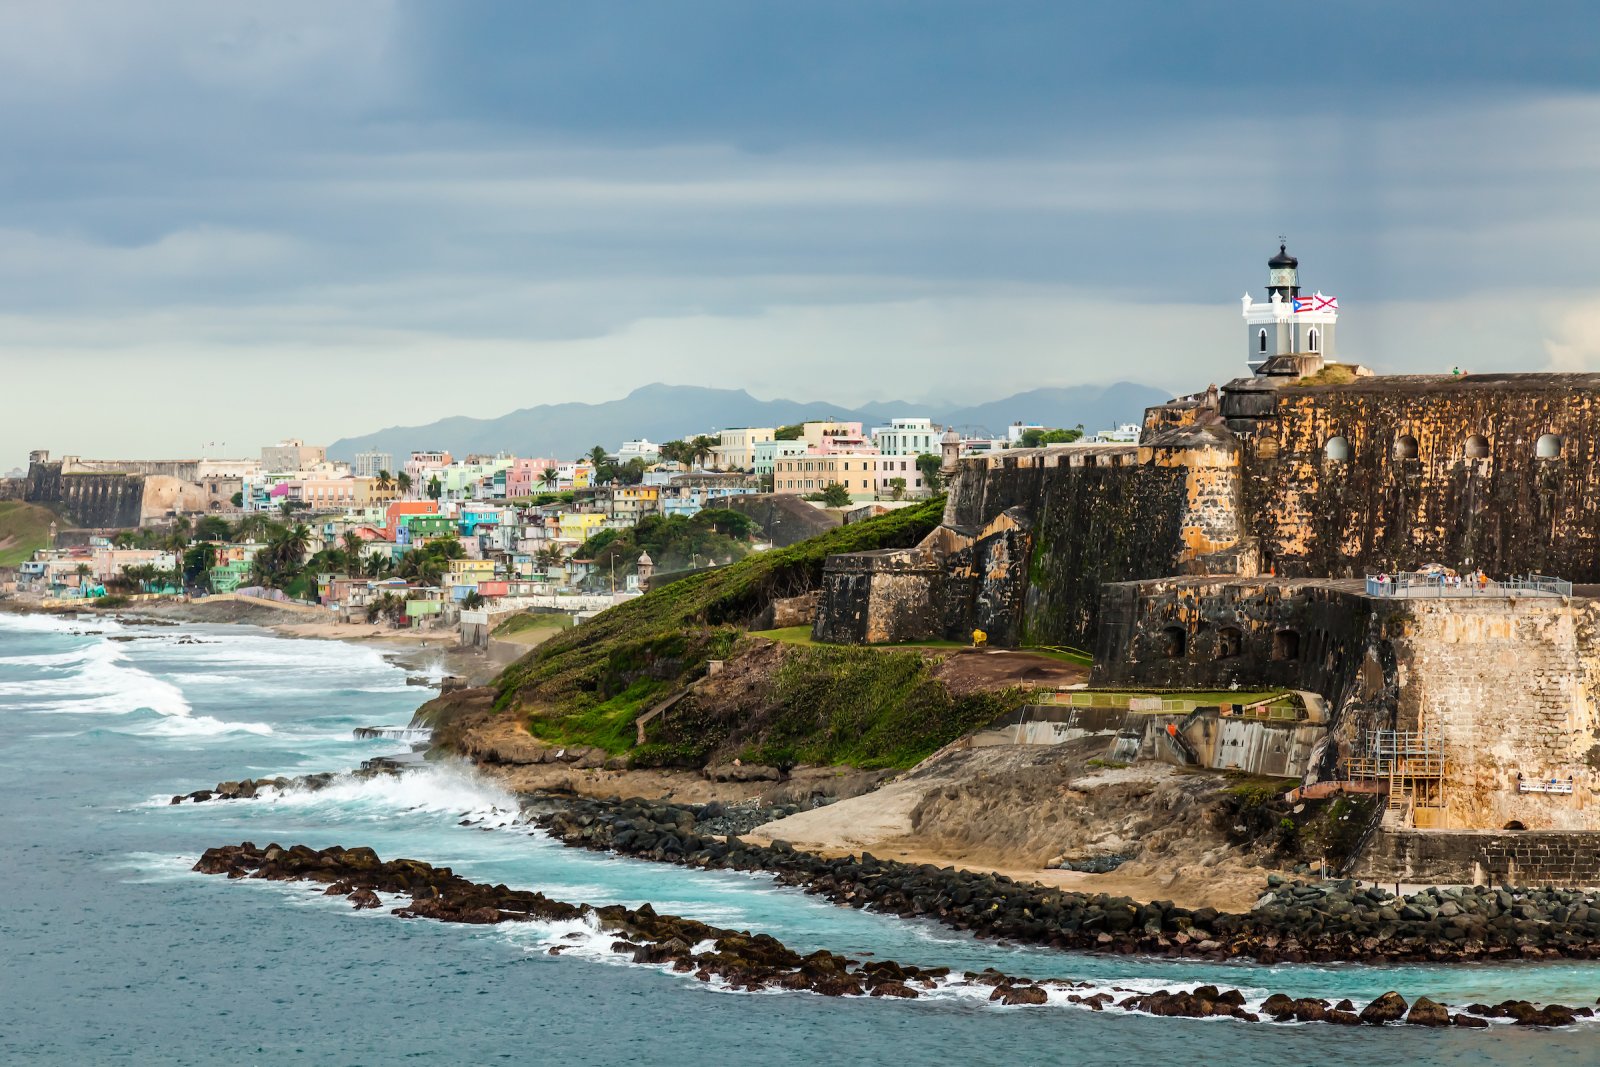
(1294, 293, 1338, 313)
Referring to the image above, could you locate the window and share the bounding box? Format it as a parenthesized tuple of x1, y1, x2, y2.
(1324, 436, 1351, 461)
(1272, 630, 1300, 661)
(1160, 626, 1186, 658)
(1217, 626, 1242, 659)
(1258, 329, 1267, 353)
(1464, 434, 1490, 459)
(1307, 327, 1319, 351)
(1536, 433, 1563, 458)
(1395, 435, 1418, 459)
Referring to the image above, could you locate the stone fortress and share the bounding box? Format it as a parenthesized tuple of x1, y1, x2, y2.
(813, 245, 1600, 884)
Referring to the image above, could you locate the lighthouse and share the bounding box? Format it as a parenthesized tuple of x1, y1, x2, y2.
(1242, 243, 1338, 374)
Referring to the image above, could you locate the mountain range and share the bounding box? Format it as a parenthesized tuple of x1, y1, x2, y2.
(327, 382, 1171, 462)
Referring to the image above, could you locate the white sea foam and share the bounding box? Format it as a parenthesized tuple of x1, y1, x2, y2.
(258, 763, 522, 827)
(0, 641, 194, 717)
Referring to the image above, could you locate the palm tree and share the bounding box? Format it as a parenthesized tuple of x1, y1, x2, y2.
(588, 445, 609, 467)
(396, 471, 413, 496)
(342, 530, 365, 577)
(540, 467, 560, 490)
(376, 470, 393, 492)
(691, 435, 718, 468)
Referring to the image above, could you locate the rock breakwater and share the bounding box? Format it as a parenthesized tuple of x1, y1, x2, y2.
(192, 842, 1590, 1028)
(533, 795, 1600, 966)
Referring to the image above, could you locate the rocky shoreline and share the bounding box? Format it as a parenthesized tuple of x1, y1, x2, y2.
(193, 841, 1593, 1028)
(532, 794, 1600, 966)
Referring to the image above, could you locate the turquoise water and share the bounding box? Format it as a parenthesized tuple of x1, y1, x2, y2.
(1, 612, 1596, 1065)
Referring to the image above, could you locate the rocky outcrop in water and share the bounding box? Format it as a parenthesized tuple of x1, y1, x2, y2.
(530, 795, 1600, 966)
(193, 841, 1586, 1028)
(168, 767, 391, 805)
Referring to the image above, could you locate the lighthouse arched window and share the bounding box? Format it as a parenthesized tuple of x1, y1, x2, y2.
(1307, 327, 1319, 351)
(1258, 328, 1267, 354)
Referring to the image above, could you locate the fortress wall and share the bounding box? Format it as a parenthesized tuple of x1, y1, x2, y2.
(1357, 829, 1600, 887)
(1017, 463, 1190, 650)
(0, 479, 23, 502)
(1095, 578, 1600, 830)
(60, 457, 200, 480)
(1091, 579, 1379, 699)
(24, 463, 144, 529)
(1393, 598, 1600, 831)
(811, 549, 945, 645)
(1243, 376, 1600, 579)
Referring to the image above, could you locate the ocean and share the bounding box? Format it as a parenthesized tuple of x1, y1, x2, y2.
(1, 610, 1595, 1065)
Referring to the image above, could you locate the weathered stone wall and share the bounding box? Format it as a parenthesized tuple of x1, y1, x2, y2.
(1393, 598, 1600, 831)
(0, 478, 23, 502)
(1094, 578, 1600, 831)
(1237, 374, 1600, 579)
(1358, 829, 1600, 888)
(24, 463, 144, 528)
(811, 548, 944, 645)
(1091, 577, 1386, 700)
(1018, 464, 1195, 650)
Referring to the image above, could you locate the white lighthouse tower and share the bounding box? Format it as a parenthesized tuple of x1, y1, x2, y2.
(1242, 242, 1338, 374)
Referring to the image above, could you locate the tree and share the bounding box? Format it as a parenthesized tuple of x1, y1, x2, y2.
(396, 471, 413, 495)
(1018, 426, 1084, 448)
(426, 476, 443, 501)
(194, 515, 231, 542)
(182, 542, 217, 592)
(587, 445, 609, 468)
(230, 491, 244, 508)
(774, 423, 805, 441)
(915, 453, 943, 492)
(807, 482, 852, 508)
(690, 434, 719, 468)
(657, 440, 692, 466)
(376, 470, 393, 492)
(888, 476, 907, 501)
(462, 590, 485, 610)
(342, 530, 365, 577)
(540, 466, 560, 490)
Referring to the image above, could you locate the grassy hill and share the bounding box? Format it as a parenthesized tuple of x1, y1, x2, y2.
(0, 502, 53, 567)
(491, 498, 968, 765)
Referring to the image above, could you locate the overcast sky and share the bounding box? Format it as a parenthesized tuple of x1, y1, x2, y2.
(4, 1, 1599, 467)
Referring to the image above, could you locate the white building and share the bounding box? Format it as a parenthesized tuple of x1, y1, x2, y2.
(710, 427, 775, 471)
(1243, 242, 1338, 374)
(1006, 422, 1044, 445)
(616, 439, 661, 463)
(1092, 424, 1141, 444)
(870, 417, 940, 457)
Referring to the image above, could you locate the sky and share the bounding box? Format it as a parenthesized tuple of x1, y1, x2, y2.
(3, 1, 1600, 467)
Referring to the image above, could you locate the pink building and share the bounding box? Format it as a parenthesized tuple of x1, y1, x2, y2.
(507, 457, 561, 497)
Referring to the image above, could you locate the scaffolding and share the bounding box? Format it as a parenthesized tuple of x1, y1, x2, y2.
(1345, 727, 1448, 828)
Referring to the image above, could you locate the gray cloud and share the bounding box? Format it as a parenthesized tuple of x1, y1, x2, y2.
(2, 3, 1598, 465)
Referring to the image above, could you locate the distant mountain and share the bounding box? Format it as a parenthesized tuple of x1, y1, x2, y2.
(938, 382, 1173, 437)
(327, 381, 1171, 461)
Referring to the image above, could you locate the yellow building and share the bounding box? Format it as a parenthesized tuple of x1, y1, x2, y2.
(711, 427, 775, 471)
(773, 454, 880, 499)
(558, 511, 607, 544)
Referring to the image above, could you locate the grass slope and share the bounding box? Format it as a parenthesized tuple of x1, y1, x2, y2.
(638, 640, 1027, 771)
(0, 502, 54, 567)
(495, 497, 948, 758)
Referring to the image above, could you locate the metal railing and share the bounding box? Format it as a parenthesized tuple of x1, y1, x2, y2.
(1365, 572, 1572, 598)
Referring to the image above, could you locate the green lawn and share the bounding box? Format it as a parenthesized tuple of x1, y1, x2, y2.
(0, 502, 54, 567)
(750, 625, 967, 650)
(493, 611, 574, 638)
